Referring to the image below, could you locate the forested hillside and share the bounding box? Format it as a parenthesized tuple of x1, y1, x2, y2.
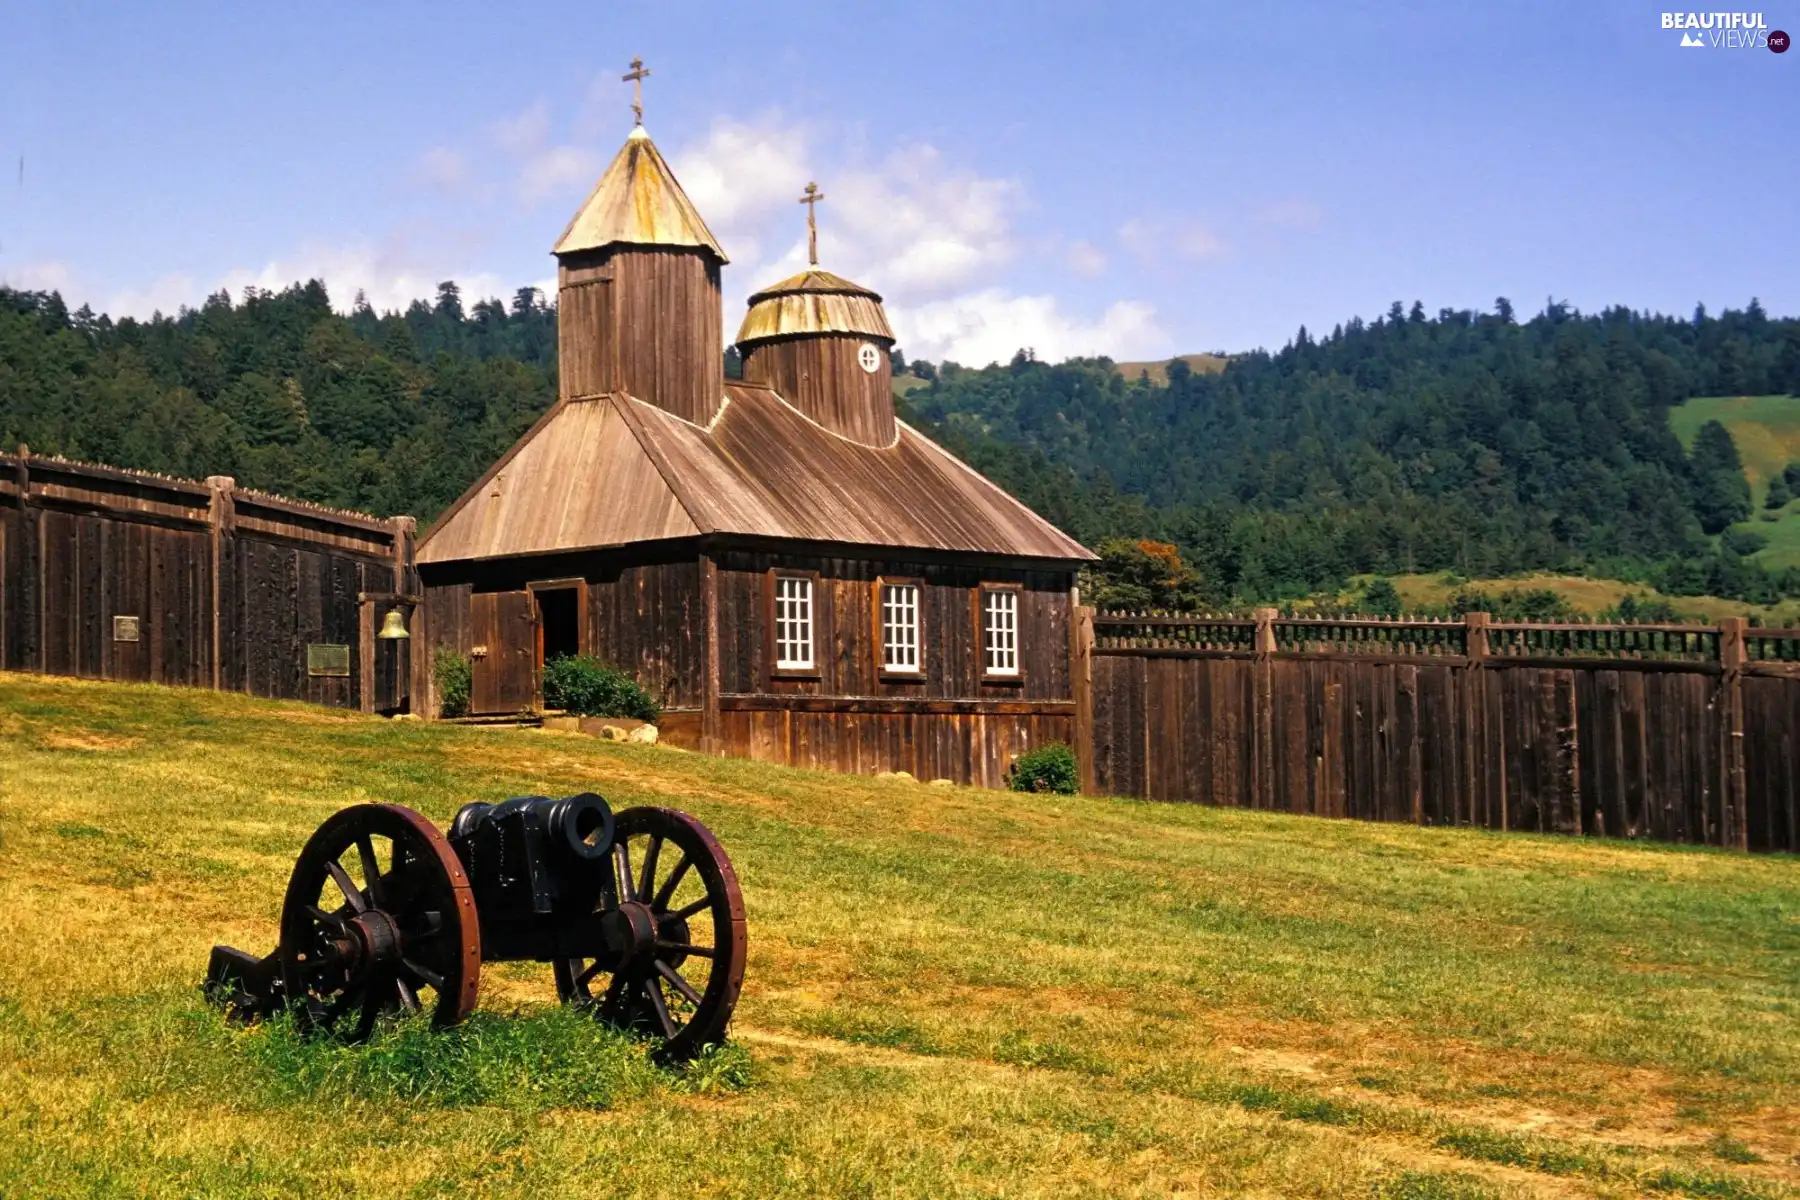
(0, 281, 556, 521)
(4, 282, 1798, 606)
(904, 300, 1800, 605)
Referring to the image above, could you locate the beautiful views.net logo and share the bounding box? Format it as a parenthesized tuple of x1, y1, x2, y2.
(1661, 11, 1789, 49)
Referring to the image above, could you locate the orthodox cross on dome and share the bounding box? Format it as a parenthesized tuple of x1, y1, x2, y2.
(622, 57, 651, 125)
(798, 181, 825, 266)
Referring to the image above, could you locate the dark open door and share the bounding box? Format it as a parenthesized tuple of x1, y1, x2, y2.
(470, 589, 537, 714)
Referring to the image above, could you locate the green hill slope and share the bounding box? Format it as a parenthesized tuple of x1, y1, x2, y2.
(1673, 395, 1800, 569)
(2, 673, 1795, 1196)
(1670, 395, 1800, 493)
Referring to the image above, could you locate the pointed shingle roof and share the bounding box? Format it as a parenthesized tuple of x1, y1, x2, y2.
(552, 126, 727, 261)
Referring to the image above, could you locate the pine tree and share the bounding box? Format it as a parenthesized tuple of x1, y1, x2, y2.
(1688, 421, 1751, 534)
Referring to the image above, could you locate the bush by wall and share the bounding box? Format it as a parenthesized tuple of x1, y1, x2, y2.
(542, 655, 660, 722)
(433, 650, 472, 719)
(1009, 742, 1079, 794)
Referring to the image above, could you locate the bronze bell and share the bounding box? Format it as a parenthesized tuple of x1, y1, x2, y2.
(377, 609, 411, 639)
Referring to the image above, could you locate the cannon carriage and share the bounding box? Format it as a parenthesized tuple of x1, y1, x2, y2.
(207, 794, 746, 1060)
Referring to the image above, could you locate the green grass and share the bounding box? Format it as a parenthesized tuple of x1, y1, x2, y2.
(1672, 394, 1800, 570)
(2, 672, 1797, 1197)
(1670, 396, 1800, 496)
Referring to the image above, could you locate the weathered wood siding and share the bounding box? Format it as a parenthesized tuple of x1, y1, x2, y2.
(558, 247, 723, 424)
(419, 544, 1077, 783)
(713, 551, 1072, 701)
(1085, 611, 1800, 853)
(0, 449, 412, 710)
(710, 550, 1076, 782)
(419, 548, 708, 716)
(719, 707, 1071, 790)
(741, 335, 896, 446)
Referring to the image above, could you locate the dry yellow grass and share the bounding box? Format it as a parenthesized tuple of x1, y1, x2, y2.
(1113, 354, 1232, 386)
(1, 672, 1795, 1198)
(1337, 572, 1800, 626)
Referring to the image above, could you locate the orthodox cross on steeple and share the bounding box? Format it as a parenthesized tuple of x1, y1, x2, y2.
(622, 57, 651, 125)
(798, 181, 825, 266)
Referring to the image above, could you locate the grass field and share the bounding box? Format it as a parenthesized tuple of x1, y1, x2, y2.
(1671, 395, 1800, 570)
(1114, 353, 1232, 386)
(1, 673, 1796, 1198)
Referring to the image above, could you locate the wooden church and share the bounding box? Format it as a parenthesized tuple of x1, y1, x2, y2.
(415, 69, 1092, 785)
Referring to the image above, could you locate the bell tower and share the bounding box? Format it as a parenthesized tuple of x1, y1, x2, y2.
(552, 60, 727, 425)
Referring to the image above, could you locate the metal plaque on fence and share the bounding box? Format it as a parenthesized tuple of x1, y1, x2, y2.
(306, 643, 351, 677)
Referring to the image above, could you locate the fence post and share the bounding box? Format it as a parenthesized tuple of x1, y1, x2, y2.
(205, 477, 236, 692)
(1719, 616, 1749, 850)
(1462, 612, 1492, 829)
(1253, 607, 1277, 811)
(388, 515, 415, 594)
(15, 445, 42, 674)
(1072, 602, 1096, 793)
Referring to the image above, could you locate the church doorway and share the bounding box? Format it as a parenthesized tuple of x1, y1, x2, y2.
(534, 585, 581, 666)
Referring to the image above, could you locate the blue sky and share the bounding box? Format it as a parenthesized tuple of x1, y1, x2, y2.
(1, 1, 1793, 364)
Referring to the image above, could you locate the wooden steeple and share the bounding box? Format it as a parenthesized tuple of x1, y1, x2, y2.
(554, 66, 726, 426)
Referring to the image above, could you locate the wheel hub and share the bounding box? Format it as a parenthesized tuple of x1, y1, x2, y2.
(349, 908, 403, 969)
(603, 900, 659, 963)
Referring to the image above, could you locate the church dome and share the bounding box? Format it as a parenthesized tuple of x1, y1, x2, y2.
(735, 269, 894, 348)
(735, 268, 898, 446)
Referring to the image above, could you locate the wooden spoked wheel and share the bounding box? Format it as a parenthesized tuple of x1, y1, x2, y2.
(279, 804, 481, 1040)
(554, 807, 747, 1061)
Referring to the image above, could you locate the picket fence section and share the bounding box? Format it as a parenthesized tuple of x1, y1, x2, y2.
(1073, 608, 1800, 853)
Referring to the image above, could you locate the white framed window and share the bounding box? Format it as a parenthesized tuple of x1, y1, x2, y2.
(880, 582, 921, 673)
(982, 587, 1019, 677)
(774, 575, 814, 670)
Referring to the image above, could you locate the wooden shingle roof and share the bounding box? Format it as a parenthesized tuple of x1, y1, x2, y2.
(552, 127, 727, 261)
(417, 385, 1092, 565)
(735, 268, 894, 347)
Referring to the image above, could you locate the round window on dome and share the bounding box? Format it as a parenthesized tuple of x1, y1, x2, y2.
(857, 343, 881, 374)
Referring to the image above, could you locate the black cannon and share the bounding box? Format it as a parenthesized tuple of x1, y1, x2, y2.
(206, 795, 746, 1060)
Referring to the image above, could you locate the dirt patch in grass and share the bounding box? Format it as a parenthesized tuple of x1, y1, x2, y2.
(39, 729, 144, 752)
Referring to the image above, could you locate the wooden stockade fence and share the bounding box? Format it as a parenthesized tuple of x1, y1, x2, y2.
(5, 436, 1798, 854)
(1, 445, 417, 713)
(1072, 607, 1800, 853)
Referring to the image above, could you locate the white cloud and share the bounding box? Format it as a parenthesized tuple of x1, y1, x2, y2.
(662, 113, 1170, 362)
(1252, 199, 1323, 230)
(44, 105, 1173, 366)
(488, 103, 550, 155)
(414, 147, 472, 193)
(485, 100, 606, 209)
(672, 115, 813, 237)
(76, 242, 517, 321)
(0, 259, 76, 293)
(1066, 239, 1108, 277)
(517, 144, 604, 207)
(667, 112, 1039, 353)
(106, 271, 201, 319)
(890, 289, 1168, 367)
(1119, 216, 1227, 263)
